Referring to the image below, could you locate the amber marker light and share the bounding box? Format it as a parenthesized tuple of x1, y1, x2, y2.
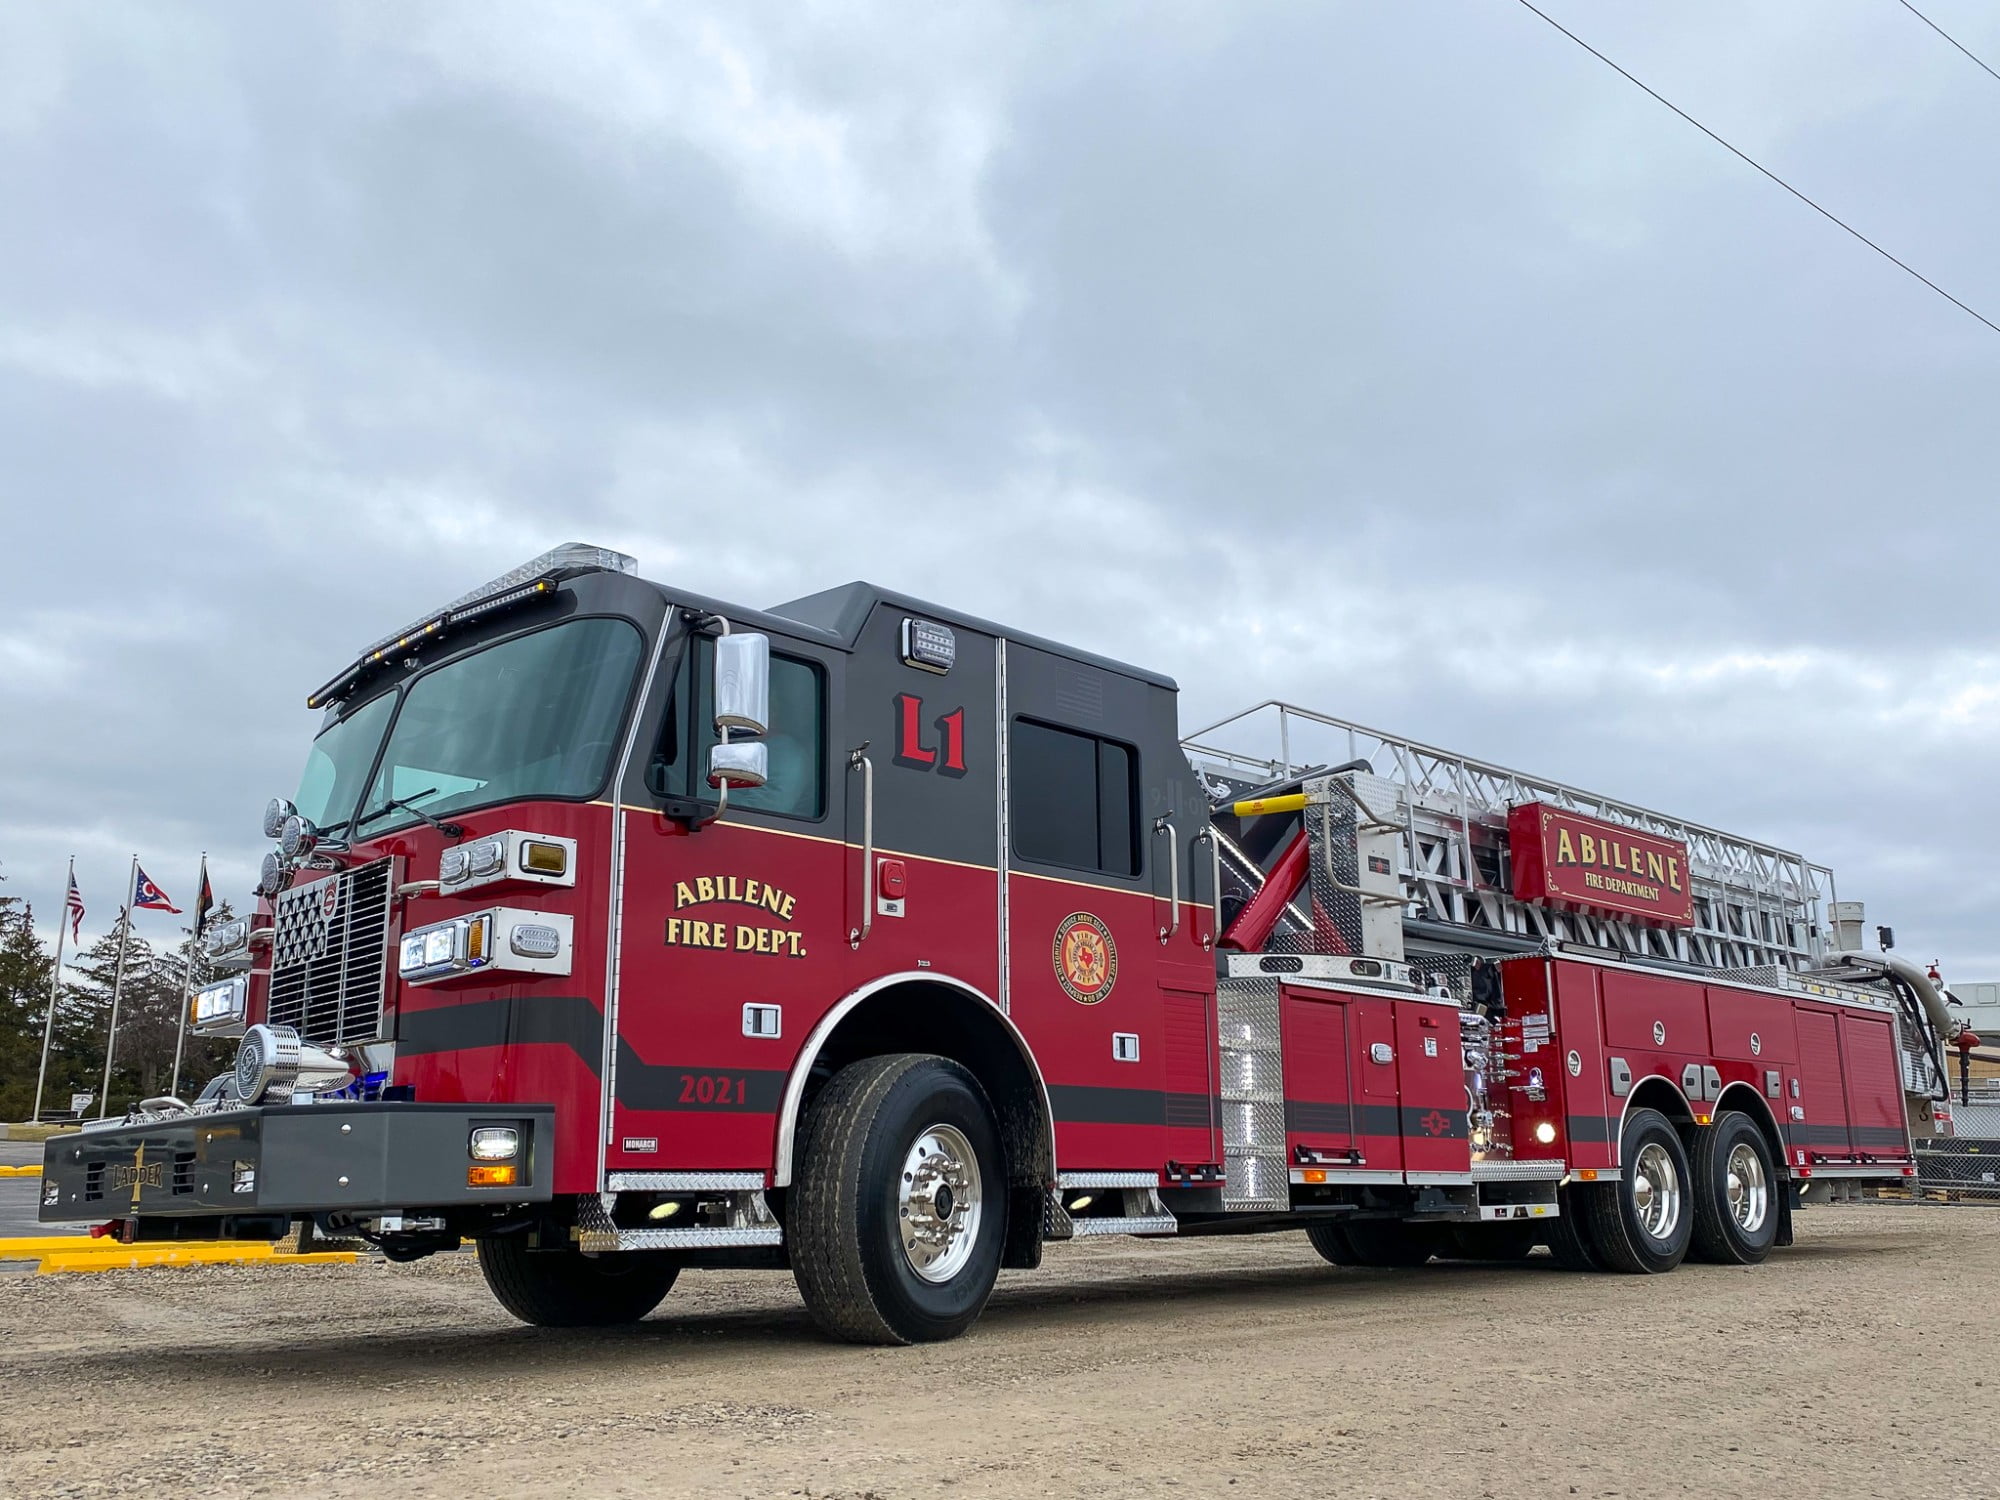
(1575, 1169, 1598, 1181)
(1302, 1169, 1328, 1184)
(468, 1164, 518, 1188)
(521, 840, 568, 875)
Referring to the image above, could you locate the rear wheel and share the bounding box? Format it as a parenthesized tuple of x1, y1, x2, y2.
(790, 1053, 1006, 1345)
(1688, 1111, 1779, 1265)
(1581, 1107, 1693, 1274)
(1445, 1221, 1539, 1261)
(477, 1236, 678, 1326)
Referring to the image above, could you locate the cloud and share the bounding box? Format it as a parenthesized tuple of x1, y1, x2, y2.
(4, 0, 2000, 981)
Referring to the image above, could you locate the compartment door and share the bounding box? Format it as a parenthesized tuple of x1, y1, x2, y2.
(1796, 1009, 1852, 1161)
(1280, 986, 1354, 1163)
(1160, 982, 1219, 1168)
(1838, 1011, 1909, 1161)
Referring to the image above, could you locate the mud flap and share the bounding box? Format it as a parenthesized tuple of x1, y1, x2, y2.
(1002, 1184, 1044, 1269)
(1776, 1179, 1798, 1247)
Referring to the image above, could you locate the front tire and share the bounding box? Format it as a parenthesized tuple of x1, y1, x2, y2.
(1581, 1107, 1693, 1274)
(1309, 1219, 1443, 1267)
(1445, 1222, 1539, 1261)
(790, 1053, 1006, 1345)
(477, 1236, 678, 1327)
(1688, 1111, 1779, 1265)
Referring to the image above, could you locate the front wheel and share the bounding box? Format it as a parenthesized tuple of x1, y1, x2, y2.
(790, 1053, 1006, 1344)
(1581, 1107, 1693, 1274)
(1445, 1222, 1539, 1261)
(1308, 1219, 1443, 1267)
(1688, 1111, 1779, 1265)
(477, 1236, 679, 1326)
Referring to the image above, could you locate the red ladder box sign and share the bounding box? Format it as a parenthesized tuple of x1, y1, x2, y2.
(1507, 802, 1696, 928)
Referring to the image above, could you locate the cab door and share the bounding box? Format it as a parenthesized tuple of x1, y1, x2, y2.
(609, 626, 849, 1177)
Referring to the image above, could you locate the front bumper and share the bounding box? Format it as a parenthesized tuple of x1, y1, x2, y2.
(40, 1102, 554, 1222)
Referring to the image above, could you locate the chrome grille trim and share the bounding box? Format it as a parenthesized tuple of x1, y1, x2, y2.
(267, 858, 394, 1046)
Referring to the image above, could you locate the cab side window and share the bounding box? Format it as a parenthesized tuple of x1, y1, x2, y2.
(652, 638, 826, 819)
(1010, 717, 1138, 876)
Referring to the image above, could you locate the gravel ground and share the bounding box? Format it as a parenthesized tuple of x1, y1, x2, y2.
(0, 1204, 1987, 1499)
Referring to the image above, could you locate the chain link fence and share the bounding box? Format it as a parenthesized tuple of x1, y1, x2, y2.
(1916, 1097, 2000, 1200)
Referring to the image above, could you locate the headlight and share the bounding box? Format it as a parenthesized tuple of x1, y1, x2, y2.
(469, 1126, 519, 1161)
(399, 909, 573, 985)
(399, 914, 492, 983)
(436, 831, 577, 892)
(202, 918, 250, 962)
(190, 976, 248, 1034)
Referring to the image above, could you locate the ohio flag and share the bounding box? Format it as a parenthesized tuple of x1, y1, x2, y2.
(132, 866, 181, 914)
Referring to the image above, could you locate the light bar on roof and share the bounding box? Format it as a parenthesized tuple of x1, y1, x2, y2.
(306, 542, 639, 709)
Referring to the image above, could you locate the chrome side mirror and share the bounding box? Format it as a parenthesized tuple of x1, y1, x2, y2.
(713, 632, 770, 736)
(708, 741, 769, 790)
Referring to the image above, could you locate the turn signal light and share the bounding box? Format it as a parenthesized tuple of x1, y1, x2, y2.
(1302, 1169, 1328, 1184)
(467, 1164, 518, 1188)
(522, 840, 568, 875)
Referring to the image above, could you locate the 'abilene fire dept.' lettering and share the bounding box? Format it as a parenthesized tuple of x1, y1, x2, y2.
(665, 876, 806, 958)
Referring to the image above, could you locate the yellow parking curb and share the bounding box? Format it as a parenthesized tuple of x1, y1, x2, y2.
(0, 1235, 359, 1273)
(37, 1247, 357, 1274)
(0, 1165, 42, 1177)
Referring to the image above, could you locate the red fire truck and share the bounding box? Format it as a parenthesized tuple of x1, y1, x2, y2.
(42, 545, 1958, 1342)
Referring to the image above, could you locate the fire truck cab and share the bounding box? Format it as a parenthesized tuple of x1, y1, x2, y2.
(41, 545, 1955, 1343)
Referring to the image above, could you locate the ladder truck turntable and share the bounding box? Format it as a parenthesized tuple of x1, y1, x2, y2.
(42, 545, 1958, 1342)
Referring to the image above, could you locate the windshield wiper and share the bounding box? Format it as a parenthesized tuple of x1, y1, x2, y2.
(360, 789, 465, 840)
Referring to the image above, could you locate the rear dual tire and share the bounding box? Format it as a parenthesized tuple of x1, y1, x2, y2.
(1687, 1111, 1779, 1265)
(1581, 1107, 1693, 1274)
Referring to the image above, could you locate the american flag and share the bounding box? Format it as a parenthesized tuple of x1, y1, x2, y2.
(64, 874, 84, 944)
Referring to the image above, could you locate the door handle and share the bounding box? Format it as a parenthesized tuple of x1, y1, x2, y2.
(1155, 817, 1179, 943)
(848, 745, 873, 949)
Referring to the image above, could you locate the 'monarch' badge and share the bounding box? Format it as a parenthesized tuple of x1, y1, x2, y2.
(1052, 912, 1117, 1005)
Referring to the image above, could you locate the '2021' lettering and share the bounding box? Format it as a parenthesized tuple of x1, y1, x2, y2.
(677, 1073, 748, 1106)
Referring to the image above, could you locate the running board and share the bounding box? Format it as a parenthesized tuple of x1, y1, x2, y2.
(1067, 1214, 1179, 1238)
(1045, 1186, 1179, 1239)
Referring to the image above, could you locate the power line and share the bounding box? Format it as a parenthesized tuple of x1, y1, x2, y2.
(1514, 0, 2000, 337)
(1895, 0, 2000, 87)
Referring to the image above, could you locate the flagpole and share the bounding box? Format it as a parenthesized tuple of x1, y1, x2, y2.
(31, 857, 75, 1125)
(98, 854, 138, 1121)
(168, 851, 205, 1100)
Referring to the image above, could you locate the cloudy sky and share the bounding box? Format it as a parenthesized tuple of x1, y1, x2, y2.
(4, 2, 1998, 974)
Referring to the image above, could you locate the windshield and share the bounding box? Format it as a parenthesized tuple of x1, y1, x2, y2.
(355, 615, 644, 832)
(296, 691, 398, 833)
(294, 616, 645, 836)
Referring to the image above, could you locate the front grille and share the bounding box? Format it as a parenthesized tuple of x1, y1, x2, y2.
(268, 858, 394, 1046)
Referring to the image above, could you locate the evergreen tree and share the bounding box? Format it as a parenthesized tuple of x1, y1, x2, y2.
(0, 866, 58, 1120)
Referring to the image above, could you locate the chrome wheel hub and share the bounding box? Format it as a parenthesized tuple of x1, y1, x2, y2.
(897, 1123, 983, 1284)
(1630, 1141, 1682, 1243)
(1725, 1141, 1768, 1233)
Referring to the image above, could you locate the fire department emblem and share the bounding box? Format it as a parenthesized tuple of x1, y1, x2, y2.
(318, 877, 342, 928)
(1052, 913, 1118, 1005)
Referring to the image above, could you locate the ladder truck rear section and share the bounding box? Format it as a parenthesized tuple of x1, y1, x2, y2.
(1188, 705, 1956, 1269)
(40, 546, 1956, 1342)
